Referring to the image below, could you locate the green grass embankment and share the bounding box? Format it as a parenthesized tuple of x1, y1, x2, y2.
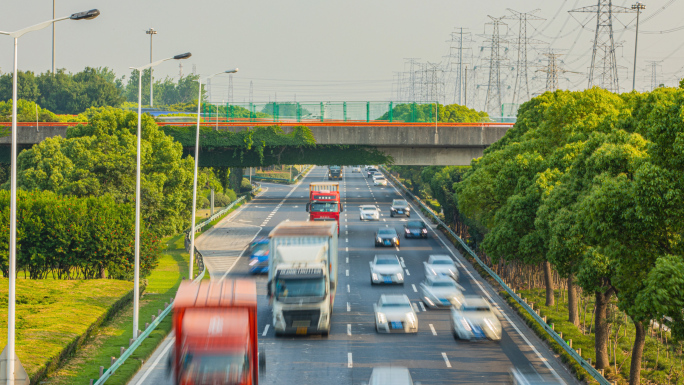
(0, 277, 133, 383)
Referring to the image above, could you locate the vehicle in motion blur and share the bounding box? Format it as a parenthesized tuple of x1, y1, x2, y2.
(359, 205, 380, 221)
(450, 296, 502, 341)
(369, 254, 404, 284)
(171, 279, 265, 385)
(373, 174, 388, 186)
(419, 275, 465, 308)
(248, 238, 270, 274)
(374, 294, 418, 333)
(267, 221, 338, 336)
(424, 254, 459, 281)
(367, 167, 379, 178)
(390, 199, 410, 217)
(328, 165, 343, 180)
(352, 165, 362, 173)
(403, 220, 428, 238)
(307, 182, 342, 233)
(363, 366, 421, 385)
(509, 367, 563, 385)
(375, 227, 400, 247)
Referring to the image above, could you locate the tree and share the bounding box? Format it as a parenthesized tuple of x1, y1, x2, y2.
(0, 70, 39, 103)
(0, 99, 58, 122)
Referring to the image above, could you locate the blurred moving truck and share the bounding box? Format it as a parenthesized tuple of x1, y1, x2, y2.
(171, 279, 265, 385)
(307, 182, 343, 233)
(267, 221, 338, 336)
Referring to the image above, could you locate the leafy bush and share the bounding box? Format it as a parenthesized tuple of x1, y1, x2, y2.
(241, 178, 252, 192)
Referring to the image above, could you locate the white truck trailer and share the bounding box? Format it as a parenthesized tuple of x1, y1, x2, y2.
(267, 221, 338, 336)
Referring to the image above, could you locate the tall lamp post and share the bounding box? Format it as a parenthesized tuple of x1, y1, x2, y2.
(632, 2, 646, 91)
(0, 9, 100, 384)
(189, 69, 238, 279)
(130, 52, 191, 340)
(145, 28, 157, 107)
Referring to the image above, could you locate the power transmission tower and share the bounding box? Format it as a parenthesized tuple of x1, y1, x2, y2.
(571, 1, 635, 93)
(646, 60, 663, 90)
(179, 62, 183, 78)
(206, 78, 212, 103)
(249, 81, 253, 103)
(404, 58, 420, 101)
(505, 9, 546, 104)
(192, 64, 197, 75)
(537, 52, 581, 92)
(481, 16, 508, 116)
(448, 28, 472, 104)
(228, 74, 234, 104)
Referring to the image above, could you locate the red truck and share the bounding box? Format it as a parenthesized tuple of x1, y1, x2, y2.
(306, 182, 343, 233)
(171, 279, 265, 385)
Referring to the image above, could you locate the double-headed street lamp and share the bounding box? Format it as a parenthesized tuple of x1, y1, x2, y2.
(189, 69, 238, 280)
(130, 52, 191, 340)
(0, 9, 100, 384)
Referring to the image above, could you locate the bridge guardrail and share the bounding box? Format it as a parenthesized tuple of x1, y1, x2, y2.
(380, 166, 610, 385)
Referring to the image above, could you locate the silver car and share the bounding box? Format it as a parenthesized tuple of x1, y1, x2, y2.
(352, 166, 361, 173)
(419, 275, 465, 309)
(373, 175, 388, 186)
(450, 296, 502, 341)
(374, 294, 418, 333)
(370, 255, 404, 284)
(424, 254, 459, 281)
(359, 205, 380, 221)
(363, 367, 421, 385)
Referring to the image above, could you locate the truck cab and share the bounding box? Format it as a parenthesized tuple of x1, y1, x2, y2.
(307, 182, 343, 233)
(328, 165, 343, 180)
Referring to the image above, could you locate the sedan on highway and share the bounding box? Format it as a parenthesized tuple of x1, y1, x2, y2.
(374, 294, 418, 333)
(450, 296, 502, 341)
(390, 199, 410, 217)
(248, 238, 269, 274)
(375, 227, 400, 247)
(419, 275, 465, 309)
(369, 254, 404, 284)
(373, 175, 388, 186)
(424, 254, 459, 281)
(367, 168, 379, 178)
(403, 220, 428, 238)
(359, 205, 380, 221)
(352, 165, 362, 173)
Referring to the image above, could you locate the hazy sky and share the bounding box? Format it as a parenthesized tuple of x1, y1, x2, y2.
(1, 0, 683, 108)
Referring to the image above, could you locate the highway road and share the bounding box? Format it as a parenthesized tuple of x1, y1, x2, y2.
(130, 166, 579, 385)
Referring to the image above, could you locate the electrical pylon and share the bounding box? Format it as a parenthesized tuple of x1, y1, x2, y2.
(505, 9, 546, 104)
(647, 60, 663, 90)
(537, 52, 581, 92)
(571, 0, 634, 93)
(448, 28, 472, 105)
(228, 74, 234, 104)
(482, 16, 508, 116)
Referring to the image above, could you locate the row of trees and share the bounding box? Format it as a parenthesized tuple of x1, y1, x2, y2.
(455, 87, 684, 385)
(0, 190, 161, 280)
(0, 67, 203, 115)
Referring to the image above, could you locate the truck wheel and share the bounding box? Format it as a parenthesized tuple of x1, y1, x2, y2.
(321, 326, 330, 337)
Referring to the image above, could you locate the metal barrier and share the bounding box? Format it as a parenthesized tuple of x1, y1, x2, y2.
(91, 185, 264, 384)
(380, 166, 610, 385)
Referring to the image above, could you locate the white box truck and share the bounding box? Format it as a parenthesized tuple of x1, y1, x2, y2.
(267, 221, 338, 336)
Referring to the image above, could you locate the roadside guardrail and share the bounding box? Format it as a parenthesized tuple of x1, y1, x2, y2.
(380, 166, 610, 385)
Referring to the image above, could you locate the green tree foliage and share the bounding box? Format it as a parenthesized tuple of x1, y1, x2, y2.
(0, 99, 58, 122)
(0, 190, 160, 279)
(0, 71, 40, 102)
(12, 107, 203, 236)
(123, 70, 203, 107)
(378, 103, 489, 123)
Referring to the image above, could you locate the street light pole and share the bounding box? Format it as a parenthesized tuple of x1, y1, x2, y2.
(632, 2, 646, 91)
(189, 68, 238, 279)
(146, 28, 157, 107)
(131, 52, 191, 340)
(52, 0, 55, 74)
(0, 9, 100, 384)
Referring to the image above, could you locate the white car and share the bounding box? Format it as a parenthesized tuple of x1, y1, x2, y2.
(352, 166, 361, 173)
(450, 296, 502, 341)
(373, 175, 387, 186)
(424, 255, 459, 281)
(369, 255, 404, 284)
(373, 294, 418, 333)
(419, 275, 465, 309)
(359, 205, 380, 221)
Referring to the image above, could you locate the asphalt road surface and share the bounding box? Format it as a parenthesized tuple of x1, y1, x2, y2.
(130, 166, 580, 385)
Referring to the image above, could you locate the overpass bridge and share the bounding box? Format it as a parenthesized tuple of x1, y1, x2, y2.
(0, 121, 512, 166)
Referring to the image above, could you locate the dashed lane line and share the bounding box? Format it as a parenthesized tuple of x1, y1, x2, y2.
(429, 324, 437, 336)
(262, 324, 270, 336)
(442, 352, 452, 368)
(412, 284, 418, 293)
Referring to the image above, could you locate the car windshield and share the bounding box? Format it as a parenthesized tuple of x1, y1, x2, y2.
(275, 278, 326, 299)
(310, 202, 339, 212)
(393, 201, 408, 207)
(381, 302, 411, 308)
(182, 352, 248, 384)
(430, 281, 456, 287)
(252, 244, 269, 255)
(362, 207, 377, 212)
(432, 260, 453, 265)
(375, 258, 399, 265)
(378, 229, 396, 236)
(406, 221, 424, 228)
(375, 177, 385, 180)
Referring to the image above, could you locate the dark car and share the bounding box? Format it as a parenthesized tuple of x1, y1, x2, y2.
(375, 227, 400, 247)
(367, 168, 379, 178)
(248, 238, 270, 274)
(403, 220, 428, 239)
(390, 199, 410, 217)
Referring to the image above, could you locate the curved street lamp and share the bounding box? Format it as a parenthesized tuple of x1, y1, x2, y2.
(0, 9, 100, 384)
(129, 52, 192, 340)
(189, 68, 238, 280)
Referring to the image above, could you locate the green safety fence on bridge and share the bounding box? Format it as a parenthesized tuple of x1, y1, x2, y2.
(200, 101, 440, 123)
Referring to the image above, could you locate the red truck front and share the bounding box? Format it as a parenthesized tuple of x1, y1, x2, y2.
(307, 182, 342, 233)
(171, 280, 264, 385)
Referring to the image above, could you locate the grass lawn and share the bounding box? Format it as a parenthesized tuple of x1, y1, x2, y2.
(43, 234, 189, 385)
(0, 277, 132, 382)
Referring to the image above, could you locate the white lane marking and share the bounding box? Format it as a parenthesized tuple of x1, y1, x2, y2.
(346, 270, 349, 276)
(441, 352, 452, 368)
(262, 324, 270, 336)
(348, 353, 353, 368)
(347, 284, 350, 293)
(133, 336, 176, 385)
(429, 324, 437, 336)
(346, 257, 349, 263)
(345, 238, 349, 242)
(345, 247, 349, 252)
(399, 257, 405, 268)
(383, 218, 386, 222)
(419, 302, 426, 312)
(347, 324, 352, 336)
(412, 284, 417, 292)
(413, 303, 421, 312)
(345, 231, 348, 235)
(405, 269, 410, 276)
(347, 302, 351, 312)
